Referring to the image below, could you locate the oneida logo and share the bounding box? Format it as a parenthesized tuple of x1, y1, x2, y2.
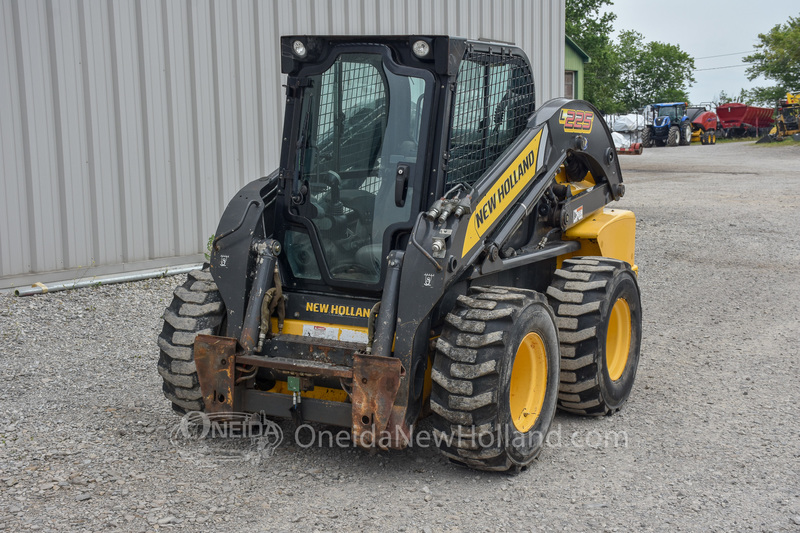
(461, 130, 544, 257)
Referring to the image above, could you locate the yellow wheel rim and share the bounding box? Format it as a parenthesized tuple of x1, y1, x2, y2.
(606, 298, 632, 381)
(509, 332, 548, 432)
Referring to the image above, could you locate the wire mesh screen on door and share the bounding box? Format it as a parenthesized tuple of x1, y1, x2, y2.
(312, 56, 387, 176)
(446, 52, 535, 187)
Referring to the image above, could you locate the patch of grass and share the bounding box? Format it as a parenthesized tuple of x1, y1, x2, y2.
(715, 137, 758, 144)
(715, 133, 800, 147)
(205, 234, 215, 261)
(750, 137, 800, 148)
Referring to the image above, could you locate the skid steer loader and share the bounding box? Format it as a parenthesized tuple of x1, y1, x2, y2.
(761, 92, 800, 142)
(158, 36, 642, 472)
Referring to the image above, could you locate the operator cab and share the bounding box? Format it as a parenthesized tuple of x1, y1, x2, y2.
(279, 41, 436, 290)
(656, 103, 686, 122)
(276, 36, 535, 294)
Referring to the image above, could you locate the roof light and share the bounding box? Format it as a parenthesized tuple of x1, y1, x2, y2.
(412, 40, 430, 58)
(292, 40, 307, 58)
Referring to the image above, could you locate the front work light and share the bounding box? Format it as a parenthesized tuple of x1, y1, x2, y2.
(292, 40, 307, 58)
(412, 40, 430, 58)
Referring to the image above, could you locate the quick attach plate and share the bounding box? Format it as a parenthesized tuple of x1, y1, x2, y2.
(193, 334, 238, 414)
(350, 354, 404, 448)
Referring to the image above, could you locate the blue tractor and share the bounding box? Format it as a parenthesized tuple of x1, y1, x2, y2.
(641, 102, 692, 147)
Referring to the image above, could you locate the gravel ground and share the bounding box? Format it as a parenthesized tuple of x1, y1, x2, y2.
(2, 140, 799, 532)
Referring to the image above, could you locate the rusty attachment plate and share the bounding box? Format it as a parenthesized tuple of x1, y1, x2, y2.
(351, 354, 404, 449)
(194, 334, 238, 414)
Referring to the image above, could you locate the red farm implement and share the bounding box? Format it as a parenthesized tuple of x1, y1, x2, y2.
(716, 103, 774, 138)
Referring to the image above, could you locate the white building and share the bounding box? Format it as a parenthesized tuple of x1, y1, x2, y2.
(0, 0, 565, 290)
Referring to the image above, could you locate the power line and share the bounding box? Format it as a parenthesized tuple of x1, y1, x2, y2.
(695, 50, 755, 60)
(695, 64, 749, 72)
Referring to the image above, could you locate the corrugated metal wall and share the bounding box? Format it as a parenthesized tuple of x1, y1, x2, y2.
(0, 0, 564, 290)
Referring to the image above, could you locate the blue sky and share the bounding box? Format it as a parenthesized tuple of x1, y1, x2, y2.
(603, 1, 799, 104)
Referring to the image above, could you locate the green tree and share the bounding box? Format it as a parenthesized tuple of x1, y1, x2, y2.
(616, 30, 647, 109)
(616, 30, 695, 111)
(743, 14, 800, 103)
(715, 88, 757, 106)
(565, 0, 624, 113)
(715, 90, 733, 104)
(744, 86, 786, 106)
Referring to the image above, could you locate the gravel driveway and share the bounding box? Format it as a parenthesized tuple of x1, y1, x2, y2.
(2, 141, 799, 532)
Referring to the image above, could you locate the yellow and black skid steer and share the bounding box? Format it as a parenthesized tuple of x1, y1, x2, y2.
(158, 35, 642, 472)
(764, 92, 800, 142)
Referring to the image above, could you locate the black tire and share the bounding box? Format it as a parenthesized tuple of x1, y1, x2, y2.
(157, 267, 225, 413)
(430, 287, 560, 472)
(667, 125, 679, 146)
(710, 130, 716, 144)
(546, 258, 642, 416)
(700, 131, 707, 145)
(680, 123, 692, 145)
(641, 126, 653, 148)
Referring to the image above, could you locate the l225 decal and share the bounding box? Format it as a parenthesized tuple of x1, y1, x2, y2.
(559, 108, 594, 133)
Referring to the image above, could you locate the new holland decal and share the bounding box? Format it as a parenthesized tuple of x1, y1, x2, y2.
(462, 129, 545, 256)
(559, 108, 594, 133)
(305, 302, 371, 318)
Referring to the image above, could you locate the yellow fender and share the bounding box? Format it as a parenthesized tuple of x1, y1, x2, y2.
(558, 208, 637, 274)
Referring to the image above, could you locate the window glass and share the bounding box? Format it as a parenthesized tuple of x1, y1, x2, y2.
(285, 229, 321, 280)
(289, 53, 428, 283)
(564, 71, 575, 99)
(657, 106, 684, 121)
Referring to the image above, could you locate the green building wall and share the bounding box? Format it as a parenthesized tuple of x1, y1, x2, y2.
(565, 35, 590, 100)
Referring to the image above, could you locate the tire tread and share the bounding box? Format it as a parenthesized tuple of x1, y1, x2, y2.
(158, 267, 224, 414)
(547, 257, 639, 416)
(431, 287, 556, 471)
